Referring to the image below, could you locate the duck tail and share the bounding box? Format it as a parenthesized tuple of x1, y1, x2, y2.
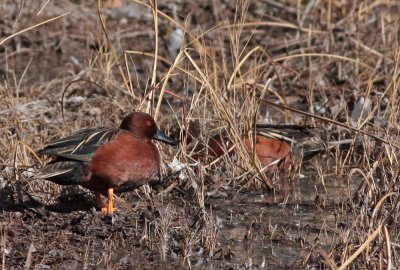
(34, 161, 87, 186)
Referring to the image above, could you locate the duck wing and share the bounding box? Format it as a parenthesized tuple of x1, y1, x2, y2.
(35, 128, 121, 184)
(39, 127, 120, 159)
(255, 123, 315, 143)
(34, 161, 88, 185)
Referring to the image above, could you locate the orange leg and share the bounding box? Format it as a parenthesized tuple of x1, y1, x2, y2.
(107, 188, 115, 214)
(97, 189, 117, 214)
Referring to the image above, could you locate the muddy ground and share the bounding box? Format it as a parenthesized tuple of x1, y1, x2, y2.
(1, 1, 400, 269)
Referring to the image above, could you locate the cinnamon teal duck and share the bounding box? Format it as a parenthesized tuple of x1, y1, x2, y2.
(36, 112, 178, 214)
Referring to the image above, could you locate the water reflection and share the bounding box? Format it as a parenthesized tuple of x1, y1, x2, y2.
(194, 174, 361, 269)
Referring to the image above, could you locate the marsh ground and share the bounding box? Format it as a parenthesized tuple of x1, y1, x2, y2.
(1, 1, 400, 269)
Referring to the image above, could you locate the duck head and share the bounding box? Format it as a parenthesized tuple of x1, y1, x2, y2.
(120, 112, 178, 145)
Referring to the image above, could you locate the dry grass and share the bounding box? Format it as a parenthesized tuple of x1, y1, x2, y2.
(1, 0, 400, 269)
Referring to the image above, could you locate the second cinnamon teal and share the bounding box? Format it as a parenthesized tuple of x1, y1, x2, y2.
(192, 124, 323, 172)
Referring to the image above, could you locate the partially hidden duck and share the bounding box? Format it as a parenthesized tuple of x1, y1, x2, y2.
(193, 124, 322, 172)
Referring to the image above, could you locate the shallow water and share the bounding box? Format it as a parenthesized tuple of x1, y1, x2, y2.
(194, 173, 362, 269)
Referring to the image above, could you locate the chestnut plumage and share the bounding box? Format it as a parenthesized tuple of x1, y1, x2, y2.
(36, 112, 177, 214)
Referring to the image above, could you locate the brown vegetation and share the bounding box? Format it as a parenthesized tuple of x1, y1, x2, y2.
(1, 0, 399, 269)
